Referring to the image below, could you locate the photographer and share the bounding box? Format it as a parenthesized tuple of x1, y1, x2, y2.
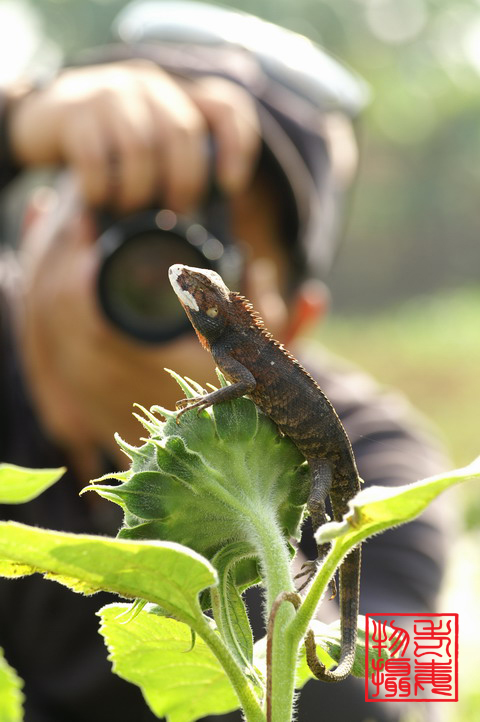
(0, 3, 449, 721)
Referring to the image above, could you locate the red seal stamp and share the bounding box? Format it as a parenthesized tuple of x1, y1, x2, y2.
(365, 613, 458, 702)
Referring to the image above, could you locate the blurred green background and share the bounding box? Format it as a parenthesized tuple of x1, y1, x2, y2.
(1, 1, 478, 718)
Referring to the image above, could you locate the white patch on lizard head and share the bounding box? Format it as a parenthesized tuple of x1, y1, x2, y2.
(168, 265, 199, 311)
(194, 267, 230, 299)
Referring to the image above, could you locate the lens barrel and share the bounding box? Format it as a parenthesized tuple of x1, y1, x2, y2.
(96, 208, 241, 343)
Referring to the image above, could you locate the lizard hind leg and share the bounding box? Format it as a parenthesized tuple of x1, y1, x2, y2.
(307, 458, 333, 532)
(295, 459, 335, 594)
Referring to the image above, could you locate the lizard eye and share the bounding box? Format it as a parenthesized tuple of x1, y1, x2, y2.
(206, 307, 219, 318)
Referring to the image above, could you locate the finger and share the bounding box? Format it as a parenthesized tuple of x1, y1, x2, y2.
(104, 93, 157, 213)
(61, 111, 111, 207)
(144, 74, 209, 212)
(163, 115, 209, 212)
(187, 77, 261, 194)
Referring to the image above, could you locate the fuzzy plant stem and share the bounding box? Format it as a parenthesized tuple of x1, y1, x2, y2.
(193, 611, 266, 722)
(288, 536, 347, 648)
(244, 505, 299, 722)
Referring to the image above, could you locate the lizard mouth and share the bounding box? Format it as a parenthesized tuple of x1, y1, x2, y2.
(168, 264, 200, 311)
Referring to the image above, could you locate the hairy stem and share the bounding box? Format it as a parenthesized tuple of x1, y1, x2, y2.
(287, 536, 348, 647)
(193, 610, 266, 722)
(266, 593, 301, 722)
(245, 507, 294, 608)
(244, 507, 299, 721)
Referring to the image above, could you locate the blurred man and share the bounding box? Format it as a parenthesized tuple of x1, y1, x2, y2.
(0, 3, 448, 720)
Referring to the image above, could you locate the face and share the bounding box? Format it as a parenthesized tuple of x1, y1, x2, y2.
(17, 172, 292, 462)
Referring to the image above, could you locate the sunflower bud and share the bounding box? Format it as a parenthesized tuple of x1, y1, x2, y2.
(86, 371, 309, 590)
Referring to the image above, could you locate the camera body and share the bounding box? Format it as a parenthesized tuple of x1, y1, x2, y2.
(96, 196, 243, 343)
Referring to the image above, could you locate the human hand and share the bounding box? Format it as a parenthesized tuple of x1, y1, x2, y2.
(8, 60, 260, 212)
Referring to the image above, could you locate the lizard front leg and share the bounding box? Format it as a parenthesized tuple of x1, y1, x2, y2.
(176, 353, 256, 421)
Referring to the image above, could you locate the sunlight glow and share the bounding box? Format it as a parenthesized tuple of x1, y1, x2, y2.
(462, 19, 480, 76)
(365, 0, 427, 45)
(0, 0, 42, 84)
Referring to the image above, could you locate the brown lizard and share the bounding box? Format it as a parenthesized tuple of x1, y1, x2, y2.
(168, 263, 361, 681)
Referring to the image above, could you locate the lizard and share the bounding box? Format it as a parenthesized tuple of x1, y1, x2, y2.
(168, 263, 362, 682)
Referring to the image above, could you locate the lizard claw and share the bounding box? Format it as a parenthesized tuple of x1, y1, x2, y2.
(294, 560, 337, 598)
(175, 396, 210, 424)
(175, 397, 195, 410)
(328, 577, 337, 600)
(294, 560, 318, 592)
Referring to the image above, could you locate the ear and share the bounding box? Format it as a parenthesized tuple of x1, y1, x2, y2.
(284, 279, 330, 345)
(244, 258, 289, 338)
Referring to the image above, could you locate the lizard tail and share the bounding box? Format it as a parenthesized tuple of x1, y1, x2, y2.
(305, 544, 361, 682)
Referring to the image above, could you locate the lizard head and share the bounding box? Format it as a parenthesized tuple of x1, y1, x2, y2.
(168, 264, 231, 348)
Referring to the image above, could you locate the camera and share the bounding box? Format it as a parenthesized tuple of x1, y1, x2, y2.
(96, 193, 243, 343)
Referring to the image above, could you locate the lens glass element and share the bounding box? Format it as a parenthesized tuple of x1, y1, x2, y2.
(99, 230, 209, 342)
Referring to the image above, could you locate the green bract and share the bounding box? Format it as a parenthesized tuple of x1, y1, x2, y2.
(84, 371, 310, 591)
(0, 647, 24, 722)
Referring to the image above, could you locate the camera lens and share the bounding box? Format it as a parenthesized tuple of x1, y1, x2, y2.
(97, 211, 217, 343)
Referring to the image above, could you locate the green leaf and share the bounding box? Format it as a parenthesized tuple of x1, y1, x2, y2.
(222, 577, 253, 663)
(211, 543, 256, 667)
(0, 522, 216, 625)
(99, 603, 239, 722)
(316, 456, 480, 548)
(212, 393, 258, 443)
(0, 464, 65, 504)
(0, 647, 24, 722)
